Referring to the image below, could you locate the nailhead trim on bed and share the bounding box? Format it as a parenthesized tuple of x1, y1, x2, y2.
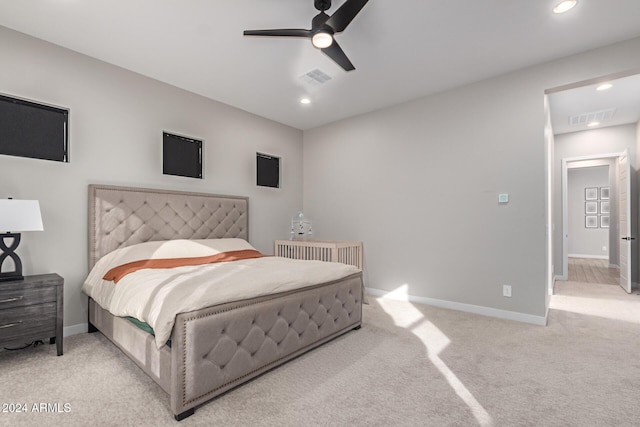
(177, 275, 362, 407)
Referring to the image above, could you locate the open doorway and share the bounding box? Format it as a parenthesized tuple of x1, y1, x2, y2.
(556, 149, 636, 294)
(547, 71, 640, 297)
(562, 158, 619, 287)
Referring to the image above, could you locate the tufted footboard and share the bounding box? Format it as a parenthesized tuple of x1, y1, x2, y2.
(170, 272, 362, 419)
(89, 272, 363, 420)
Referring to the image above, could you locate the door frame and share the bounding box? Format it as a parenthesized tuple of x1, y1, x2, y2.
(560, 152, 622, 284)
(618, 151, 633, 293)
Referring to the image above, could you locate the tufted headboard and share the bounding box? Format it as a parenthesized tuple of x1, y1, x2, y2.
(88, 184, 249, 269)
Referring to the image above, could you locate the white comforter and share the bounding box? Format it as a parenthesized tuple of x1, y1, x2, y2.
(82, 239, 360, 348)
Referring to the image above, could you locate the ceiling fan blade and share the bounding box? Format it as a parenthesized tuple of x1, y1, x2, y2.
(325, 0, 369, 33)
(321, 40, 355, 71)
(243, 29, 312, 38)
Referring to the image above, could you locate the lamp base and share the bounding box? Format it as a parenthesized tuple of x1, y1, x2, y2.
(0, 272, 24, 282)
(0, 233, 24, 282)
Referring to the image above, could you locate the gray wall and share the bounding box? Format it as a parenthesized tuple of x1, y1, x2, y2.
(637, 120, 640, 166)
(553, 124, 637, 276)
(567, 166, 609, 257)
(0, 27, 303, 331)
(303, 37, 640, 320)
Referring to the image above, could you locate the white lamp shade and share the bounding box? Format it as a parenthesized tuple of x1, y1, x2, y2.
(0, 199, 44, 232)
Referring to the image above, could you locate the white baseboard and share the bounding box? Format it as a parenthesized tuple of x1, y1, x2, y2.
(366, 288, 547, 326)
(554, 274, 567, 281)
(609, 264, 619, 269)
(64, 323, 88, 337)
(544, 306, 550, 326)
(568, 254, 608, 260)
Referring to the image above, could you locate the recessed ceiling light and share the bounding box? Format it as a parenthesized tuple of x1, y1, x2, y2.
(553, 0, 578, 14)
(300, 98, 311, 105)
(587, 121, 600, 127)
(596, 83, 613, 91)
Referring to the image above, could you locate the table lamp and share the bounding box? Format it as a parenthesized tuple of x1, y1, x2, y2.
(0, 199, 44, 282)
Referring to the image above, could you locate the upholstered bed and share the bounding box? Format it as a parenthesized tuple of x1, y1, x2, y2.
(83, 184, 363, 420)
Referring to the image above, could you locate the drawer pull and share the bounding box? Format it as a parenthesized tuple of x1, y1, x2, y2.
(0, 296, 24, 304)
(0, 321, 23, 329)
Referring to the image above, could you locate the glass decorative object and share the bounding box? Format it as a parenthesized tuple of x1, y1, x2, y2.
(290, 212, 313, 240)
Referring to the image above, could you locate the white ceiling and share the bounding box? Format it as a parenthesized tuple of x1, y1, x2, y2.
(1, 0, 640, 131)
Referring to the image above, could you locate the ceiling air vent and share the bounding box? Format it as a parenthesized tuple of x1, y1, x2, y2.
(300, 68, 332, 86)
(569, 108, 617, 126)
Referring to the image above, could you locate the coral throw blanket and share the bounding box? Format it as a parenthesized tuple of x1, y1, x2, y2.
(103, 249, 265, 283)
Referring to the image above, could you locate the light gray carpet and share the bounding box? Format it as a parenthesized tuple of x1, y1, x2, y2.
(1, 282, 639, 427)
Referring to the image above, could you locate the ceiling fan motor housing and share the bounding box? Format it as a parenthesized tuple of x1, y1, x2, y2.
(314, 0, 331, 11)
(312, 12, 332, 32)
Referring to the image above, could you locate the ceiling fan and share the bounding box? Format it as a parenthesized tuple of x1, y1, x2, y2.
(243, 0, 370, 72)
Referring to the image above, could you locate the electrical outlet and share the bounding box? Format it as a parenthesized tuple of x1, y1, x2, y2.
(502, 285, 512, 298)
(602, 246, 607, 251)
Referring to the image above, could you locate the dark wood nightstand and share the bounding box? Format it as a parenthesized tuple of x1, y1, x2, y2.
(0, 274, 64, 356)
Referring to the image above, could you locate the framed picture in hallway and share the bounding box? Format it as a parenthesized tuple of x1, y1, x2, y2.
(600, 216, 610, 228)
(585, 187, 598, 200)
(585, 216, 597, 228)
(600, 187, 609, 200)
(600, 201, 610, 214)
(585, 201, 598, 214)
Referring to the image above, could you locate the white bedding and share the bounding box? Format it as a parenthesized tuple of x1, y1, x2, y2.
(82, 238, 360, 348)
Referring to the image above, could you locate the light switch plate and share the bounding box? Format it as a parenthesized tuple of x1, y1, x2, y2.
(498, 193, 509, 203)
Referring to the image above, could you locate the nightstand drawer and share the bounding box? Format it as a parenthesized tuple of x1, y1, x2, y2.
(0, 302, 56, 342)
(0, 287, 57, 309)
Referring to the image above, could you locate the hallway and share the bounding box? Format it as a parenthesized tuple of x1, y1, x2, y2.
(554, 257, 639, 323)
(567, 257, 619, 286)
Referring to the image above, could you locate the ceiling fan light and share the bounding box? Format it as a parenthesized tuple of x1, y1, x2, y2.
(312, 32, 333, 49)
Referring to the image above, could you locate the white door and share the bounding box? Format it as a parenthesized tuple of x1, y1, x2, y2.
(618, 151, 632, 293)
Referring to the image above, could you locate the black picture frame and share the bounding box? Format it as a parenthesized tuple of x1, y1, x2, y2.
(162, 132, 203, 179)
(0, 94, 69, 163)
(256, 152, 280, 188)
